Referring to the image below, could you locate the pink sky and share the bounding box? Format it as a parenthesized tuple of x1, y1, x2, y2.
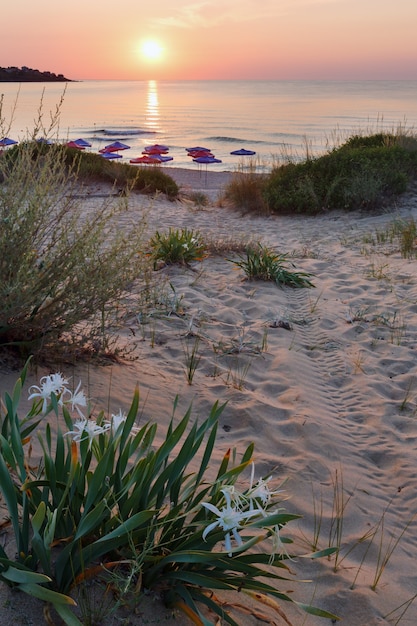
(1, 0, 417, 81)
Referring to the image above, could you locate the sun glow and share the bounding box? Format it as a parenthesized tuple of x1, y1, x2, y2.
(141, 39, 164, 61)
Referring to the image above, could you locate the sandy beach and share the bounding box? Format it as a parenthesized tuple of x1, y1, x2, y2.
(1, 167, 417, 625)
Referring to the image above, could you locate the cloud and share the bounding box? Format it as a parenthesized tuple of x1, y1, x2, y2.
(150, 0, 341, 29)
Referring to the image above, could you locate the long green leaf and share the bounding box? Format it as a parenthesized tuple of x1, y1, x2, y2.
(54, 603, 84, 626)
(1, 567, 51, 584)
(18, 582, 77, 605)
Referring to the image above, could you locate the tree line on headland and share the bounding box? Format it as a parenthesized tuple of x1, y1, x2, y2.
(0, 66, 72, 82)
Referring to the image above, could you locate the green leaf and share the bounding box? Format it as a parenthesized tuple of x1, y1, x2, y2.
(54, 603, 84, 626)
(18, 582, 77, 605)
(1, 567, 51, 585)
(296, 602, 340, 620)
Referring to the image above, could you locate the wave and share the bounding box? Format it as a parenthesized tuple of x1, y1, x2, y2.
(206, 135, 287, 146)
(205, 135, 249, 143)
(94, 128, 157, 136)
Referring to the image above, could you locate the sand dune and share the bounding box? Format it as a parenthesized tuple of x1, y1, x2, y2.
(1, 170, 417, 625)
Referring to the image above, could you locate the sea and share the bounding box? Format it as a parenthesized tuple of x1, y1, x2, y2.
(1, 79, 417, 171)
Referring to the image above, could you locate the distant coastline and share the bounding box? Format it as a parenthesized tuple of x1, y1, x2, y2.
(0, 66, 72, 82)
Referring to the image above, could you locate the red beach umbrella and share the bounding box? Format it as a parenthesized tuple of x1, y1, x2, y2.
(187, 150, 214, 158)
(101, 141, 131, 153)
(144, 144, 169, 154)
(130, 155, 161, 164)
(66, 141, 85, 149)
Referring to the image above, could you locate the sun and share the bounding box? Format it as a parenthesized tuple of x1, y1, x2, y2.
(141, 39, 164, 61)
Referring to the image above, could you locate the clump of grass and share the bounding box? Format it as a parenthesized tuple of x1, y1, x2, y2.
(231, 243, 315, 288)
(150, 227, 206, 267)
(223, 162, 268, 213)
(263, 131, 417, 214)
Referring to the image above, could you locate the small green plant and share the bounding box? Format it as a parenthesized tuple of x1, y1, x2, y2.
(150, 227, 206, 267)
(182, 335, 202, 384)
(0, 361, 337, 626)
(231, 243, 315, 288)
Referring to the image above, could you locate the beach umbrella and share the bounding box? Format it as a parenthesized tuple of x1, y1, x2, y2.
(130, 155, 161, 164)
(231, 148, 256, 156)
(193, 155, 222, 183)
(186, 146, 211, 153)
(66, 140, 85, 149)
(144, 144, 169, 154)
(187, 149, 214, 158)
(101, 152, 122, 159)
(153, 154, 173, 162)
(101, 141, 130, 153)
(0, 137, 18, 147)
(74, 138, 92, 148)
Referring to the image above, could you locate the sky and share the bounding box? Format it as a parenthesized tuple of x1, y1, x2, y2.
(1, 0, 417, 81)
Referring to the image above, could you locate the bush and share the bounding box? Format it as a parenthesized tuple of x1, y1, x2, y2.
(263, 132, 417, 214)
(0, 363, 337, 625)
(69, 150, 179, 199)
(0, 139, 149, 360)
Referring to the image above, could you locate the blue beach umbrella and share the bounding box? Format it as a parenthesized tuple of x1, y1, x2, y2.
(0, 137, 18, 147)
(101, 152, 122, 159)
(230, 148, 256, 156)
(193, 155, 222, 183)
(74, 138, 92, 148)
(186, 146, 211, 153)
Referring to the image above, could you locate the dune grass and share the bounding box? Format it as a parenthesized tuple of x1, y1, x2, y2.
(225, 130, 417, 215)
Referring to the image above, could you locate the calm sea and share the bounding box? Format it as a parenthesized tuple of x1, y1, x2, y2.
(1, 80, 417, 171)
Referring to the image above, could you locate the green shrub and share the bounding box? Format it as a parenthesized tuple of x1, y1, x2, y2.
(150, 227, 206, 267)
(0, 139, 149, 360)
(0, 363, 337, 625)
(263, 132, 417, 214)
(62, 147, 179, 198)
(231, 244, 315, 288)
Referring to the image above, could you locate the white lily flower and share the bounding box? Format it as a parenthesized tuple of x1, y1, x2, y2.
(67, 381, 87, 419)
(247, 462, 284, 508)
(28, 372, 70, 413)
(65, 418, 110, 449)
(202, 489, 258, 556)
(104, 409, 140, 436)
